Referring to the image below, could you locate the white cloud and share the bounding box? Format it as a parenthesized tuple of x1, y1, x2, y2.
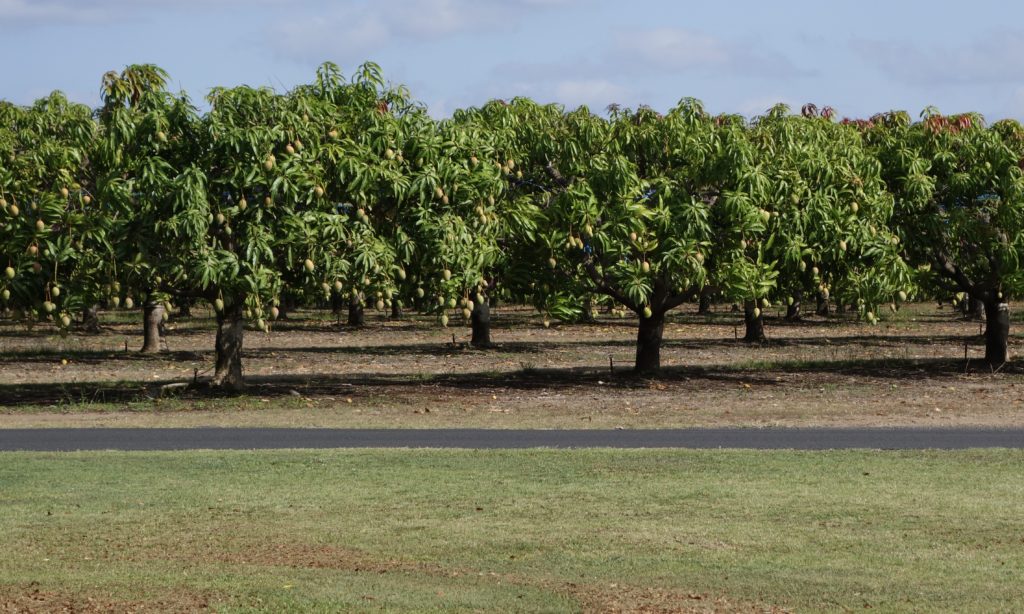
(269, 0, 574, 61)
(0, 0, 99, 22)
(0, 0, 286, 26)
(853, 31, 1024, 85)
(614, 27, 808, 78)
(617, 28, 728, 68)
(553, 79, 628, 109)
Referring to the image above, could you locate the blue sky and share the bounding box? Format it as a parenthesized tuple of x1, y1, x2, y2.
(2, 0, 1023, 121)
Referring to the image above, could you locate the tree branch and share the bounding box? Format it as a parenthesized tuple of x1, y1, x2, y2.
(583, 257, 638, 312)
(544, 160, 572, 191)
(932, 250, 980, 299)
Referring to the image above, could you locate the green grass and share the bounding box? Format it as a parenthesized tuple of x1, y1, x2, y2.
(2, 449, 1023, 612)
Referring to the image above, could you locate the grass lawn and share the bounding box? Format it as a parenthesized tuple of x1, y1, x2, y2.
(2, 449, 1023, 612)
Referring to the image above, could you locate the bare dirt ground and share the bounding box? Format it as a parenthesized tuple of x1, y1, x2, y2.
(1, 303, 1022, 428)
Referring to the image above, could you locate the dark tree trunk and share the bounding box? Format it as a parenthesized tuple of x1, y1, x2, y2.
(744, 300, 766, 343)
(347, 294, 365, 327)
(963, 297, 984, 320)
(81, 304, 101, 333)
(212, 301, 245, 391)
(984, 300, 1010, 365)
(697, 287, 713, 315)
(331, 292, 344, 318)
(470, 291, 492, 348)
(581, 295, 597, 323)
(176, 298, 193, 318)
(816, 294, 831, 316)
(276, 293, 295, 320)
(140, 301, 165, 353)
(785, 291, 802, 322)
(634, 310, 665, 374)
(391, 301, 403, 320)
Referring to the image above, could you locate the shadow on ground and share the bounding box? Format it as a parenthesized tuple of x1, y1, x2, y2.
(0, 356, 1015, 408)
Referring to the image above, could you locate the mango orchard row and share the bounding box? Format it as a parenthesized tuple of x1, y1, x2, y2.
(2, 64, 1022, 387)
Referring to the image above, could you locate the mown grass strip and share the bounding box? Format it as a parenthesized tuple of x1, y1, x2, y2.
(1, 449, 1022, 612)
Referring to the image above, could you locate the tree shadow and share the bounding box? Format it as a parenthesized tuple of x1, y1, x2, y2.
(1, 356, 1016, 408)
(0, 349, 206, 366)
(240, 341, 545, 359)
(0, 329, 990, 365)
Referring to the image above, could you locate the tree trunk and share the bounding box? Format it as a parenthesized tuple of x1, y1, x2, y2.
(276, 294, 295, 320)
(81, 304, 101, 333)
(816, 294, 831, 316)
(581, 295, 597, 323)
(347, 294, 365, 327)
(471, 291, 491, 348)
(984, 300, 1010, 365)
(212, 301, 245, 391)
(785, 291, 802, 322)
(634, 310, 665, 374)
(176, 298, 193, 318)
(963, 297, 984, 320)
(744, 299, 766, 343)
(331, 292, 344, 319)
(140, 300, 165, 353)
(698, 288, 713, 315)
(391, 301, 403, 320)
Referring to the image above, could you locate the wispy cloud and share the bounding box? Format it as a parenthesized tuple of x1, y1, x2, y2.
(472, 27, 806, 113)
(613, 27, 810, 79)
(553, 79, 629, 109)
(270, 0, 573, 61)
(0, 0, 286, 26)
(853, 31, 1024, 85)
(0, 0, 100, 23)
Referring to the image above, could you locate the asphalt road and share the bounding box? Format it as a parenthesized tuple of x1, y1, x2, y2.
(0, 427, 1022, 451)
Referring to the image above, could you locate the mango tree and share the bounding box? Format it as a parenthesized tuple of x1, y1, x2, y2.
(200, 64, 419, 388)
(453, 98, 589, 328)
(95, 63, 406, 389)
(95, 65, 205, 351)
(739, 104, 911, 337)
(520, 101, 762, 372)
(275, 62, 409, 328)
(397, 100, 542, 346)
(866, 110, 1024, 364)
(0, 92, 104, 332)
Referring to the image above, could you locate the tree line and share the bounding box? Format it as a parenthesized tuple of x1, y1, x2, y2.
(2, 63, 1022, 388)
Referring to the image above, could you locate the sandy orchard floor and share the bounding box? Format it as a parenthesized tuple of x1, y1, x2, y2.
(1, 303, 1022, 429)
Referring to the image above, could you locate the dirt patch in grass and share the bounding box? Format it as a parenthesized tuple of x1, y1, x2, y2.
(0, 583, 215, 613)
(565, 583, 790, 614)
(171, 536, 436, 576)
(95, 531, 784, 613)
(188, 539, 789, 614)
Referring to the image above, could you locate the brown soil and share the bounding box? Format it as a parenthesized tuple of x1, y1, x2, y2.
(1, 304, 1023, 428)
(0, 583, 214, 613)
(567, 584, 790, 614)
(76, 529, 786, 614)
